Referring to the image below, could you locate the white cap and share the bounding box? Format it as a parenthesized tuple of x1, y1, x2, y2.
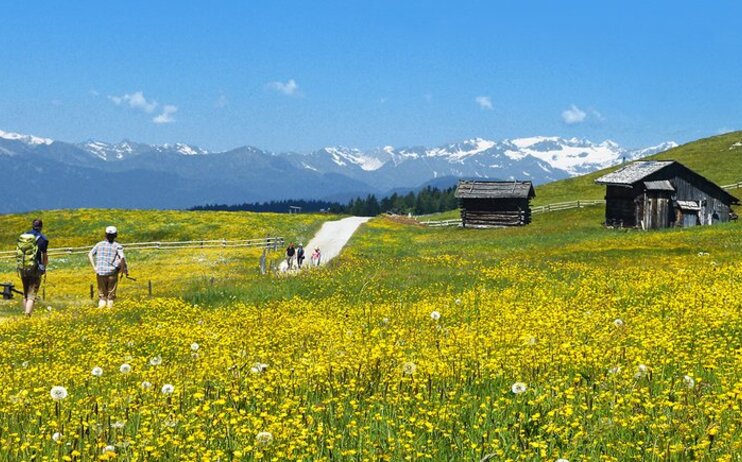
(105, 226, 118, 235)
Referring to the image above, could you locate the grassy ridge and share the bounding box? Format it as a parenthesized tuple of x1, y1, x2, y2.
(0, 209, 335, 248)
(534, 130, 742, 205)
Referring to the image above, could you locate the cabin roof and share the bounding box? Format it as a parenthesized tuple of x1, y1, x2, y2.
(595, 160, 739, 204)
(595, 161, 674, 185)
(643, 180, 675, 191)
(455, 180, 535, 200)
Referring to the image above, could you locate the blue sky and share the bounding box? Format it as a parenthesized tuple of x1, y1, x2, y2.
(1, 1, 741, 152)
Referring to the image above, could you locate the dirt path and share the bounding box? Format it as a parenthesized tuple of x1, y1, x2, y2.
(280, 216, 371, 271)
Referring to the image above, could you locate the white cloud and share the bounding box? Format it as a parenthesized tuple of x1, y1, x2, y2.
(109, 91, 158, 113)
(561, 104, 587, 124)
(266, 79, 299, 96)
(153, 105, 178, 124)
(90, 89, 100, 97)
(475, 96, 493, 110)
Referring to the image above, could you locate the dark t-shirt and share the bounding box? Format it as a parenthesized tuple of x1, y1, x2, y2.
(286, 247, 296, 257)
(297, 248, 305, 258)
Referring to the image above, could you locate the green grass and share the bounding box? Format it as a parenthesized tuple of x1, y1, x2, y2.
(534, 130, 742, 205)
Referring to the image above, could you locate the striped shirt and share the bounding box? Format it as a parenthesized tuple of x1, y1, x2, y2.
(89, 240, 125, 276)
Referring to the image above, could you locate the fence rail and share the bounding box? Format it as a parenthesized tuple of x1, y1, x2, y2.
(420, 199, 606, 226)
(531, 199, 605, 214)
(0, 237, 285, 261)
(721, 182, 742, 190)
(418, 219, 461, 227)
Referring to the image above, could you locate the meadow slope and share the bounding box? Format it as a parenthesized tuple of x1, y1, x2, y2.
(0, 203, 740, 461)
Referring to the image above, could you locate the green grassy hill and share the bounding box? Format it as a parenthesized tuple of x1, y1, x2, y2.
(534, 130, 742, 205)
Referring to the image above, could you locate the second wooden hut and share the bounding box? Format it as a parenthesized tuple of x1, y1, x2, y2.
(455, 180, 535, 227)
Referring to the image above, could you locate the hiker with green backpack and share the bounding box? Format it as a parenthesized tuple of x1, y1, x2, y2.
(16, 219, 49, 317)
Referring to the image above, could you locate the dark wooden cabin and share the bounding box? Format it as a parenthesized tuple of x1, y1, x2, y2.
(594, 160, 739, 229)
(455, 180, 535, 227)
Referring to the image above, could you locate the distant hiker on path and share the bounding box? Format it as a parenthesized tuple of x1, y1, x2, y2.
(296, 243, 305, 269)
(88, 226, 127, 309)
(286, 243, 296, 270)
(16, 219, 49, 317)
(311, 247, 321, 267)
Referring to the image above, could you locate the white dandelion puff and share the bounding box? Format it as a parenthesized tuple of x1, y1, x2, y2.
(402, 362, 417, 376)
(103, 445, 116, 453)
(119, 363, 131, 374)
(556, 459, 570, 462)
(511, 382, 527, 394)
(613, 318, 624, 327)
(50, 386, 68, 401)
(149, 355, 162, 366)
(161, 384, 175, 394)
(141, 381, 152, 390)
(634, 364, 649, 378)
(190, 342, 200, 352)
(256, 431, 274, 445)
(430, 310, 441, 321)
(608, 366, 621, 375)
(455, 298, 462, 305)
(683, 375, 695, 389)
(52, 432, 62, 442)
(91, 367, 103, 377)
(21, 361, 29, 368)
(111, 421, 125, 429)
(250, 362, 269, 374)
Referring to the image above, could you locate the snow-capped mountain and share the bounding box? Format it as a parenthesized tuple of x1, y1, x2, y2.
(293, 136, 679, 190)
(77, 140, 208, 160)
(0, 127, 679, 212)
(0, 129, 53, 146)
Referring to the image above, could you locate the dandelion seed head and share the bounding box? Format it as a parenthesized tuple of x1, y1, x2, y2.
(50, 386, 68, 401)
(430, 310, 441, 321)
(402, 362, 417, 376)
(613, 318, 624, 327)
(161, 383, 175, 394)
(91, 367, 103, 377)
(256, 431, 273, 445)
(141, 381, 152, 390)
(511, 382, 527, 394)
(52, 432, 62, 442)
(119, 363, 131, 374)
(683, 375, 695, 389)
(149, 355, 162, 366)
(190, 342, 200, 351)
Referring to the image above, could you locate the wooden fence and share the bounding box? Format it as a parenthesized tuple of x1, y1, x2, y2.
(420, 199, 606, 227)
(721, 181, 742, 190)
(0, 237, 285, 261)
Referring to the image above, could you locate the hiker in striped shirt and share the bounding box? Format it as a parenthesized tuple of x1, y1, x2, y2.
(88, 226, 128, 308)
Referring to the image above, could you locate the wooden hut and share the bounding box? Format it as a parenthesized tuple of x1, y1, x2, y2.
(594, 160, 739, 229)
(454, 180, 535, 227)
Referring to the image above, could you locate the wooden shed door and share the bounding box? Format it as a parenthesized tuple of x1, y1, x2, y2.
(645, 192, 672, 229)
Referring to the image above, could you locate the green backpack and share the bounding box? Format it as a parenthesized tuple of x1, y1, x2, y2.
(16, 233, 40, 273)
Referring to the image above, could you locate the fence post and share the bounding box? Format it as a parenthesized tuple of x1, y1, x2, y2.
(148, 280, 152, 296)
(577, 200, 580, 208)
(90, 284, 94, 299)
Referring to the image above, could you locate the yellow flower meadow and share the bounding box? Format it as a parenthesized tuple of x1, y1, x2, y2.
(0, 209, 740, 461)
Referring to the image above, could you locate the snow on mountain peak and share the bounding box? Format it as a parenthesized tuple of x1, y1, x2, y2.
(322, 146, 384, 171)
(0, 129, 53, 146)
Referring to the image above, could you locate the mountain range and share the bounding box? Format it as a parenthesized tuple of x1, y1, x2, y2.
(0, 128, 677, 212)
